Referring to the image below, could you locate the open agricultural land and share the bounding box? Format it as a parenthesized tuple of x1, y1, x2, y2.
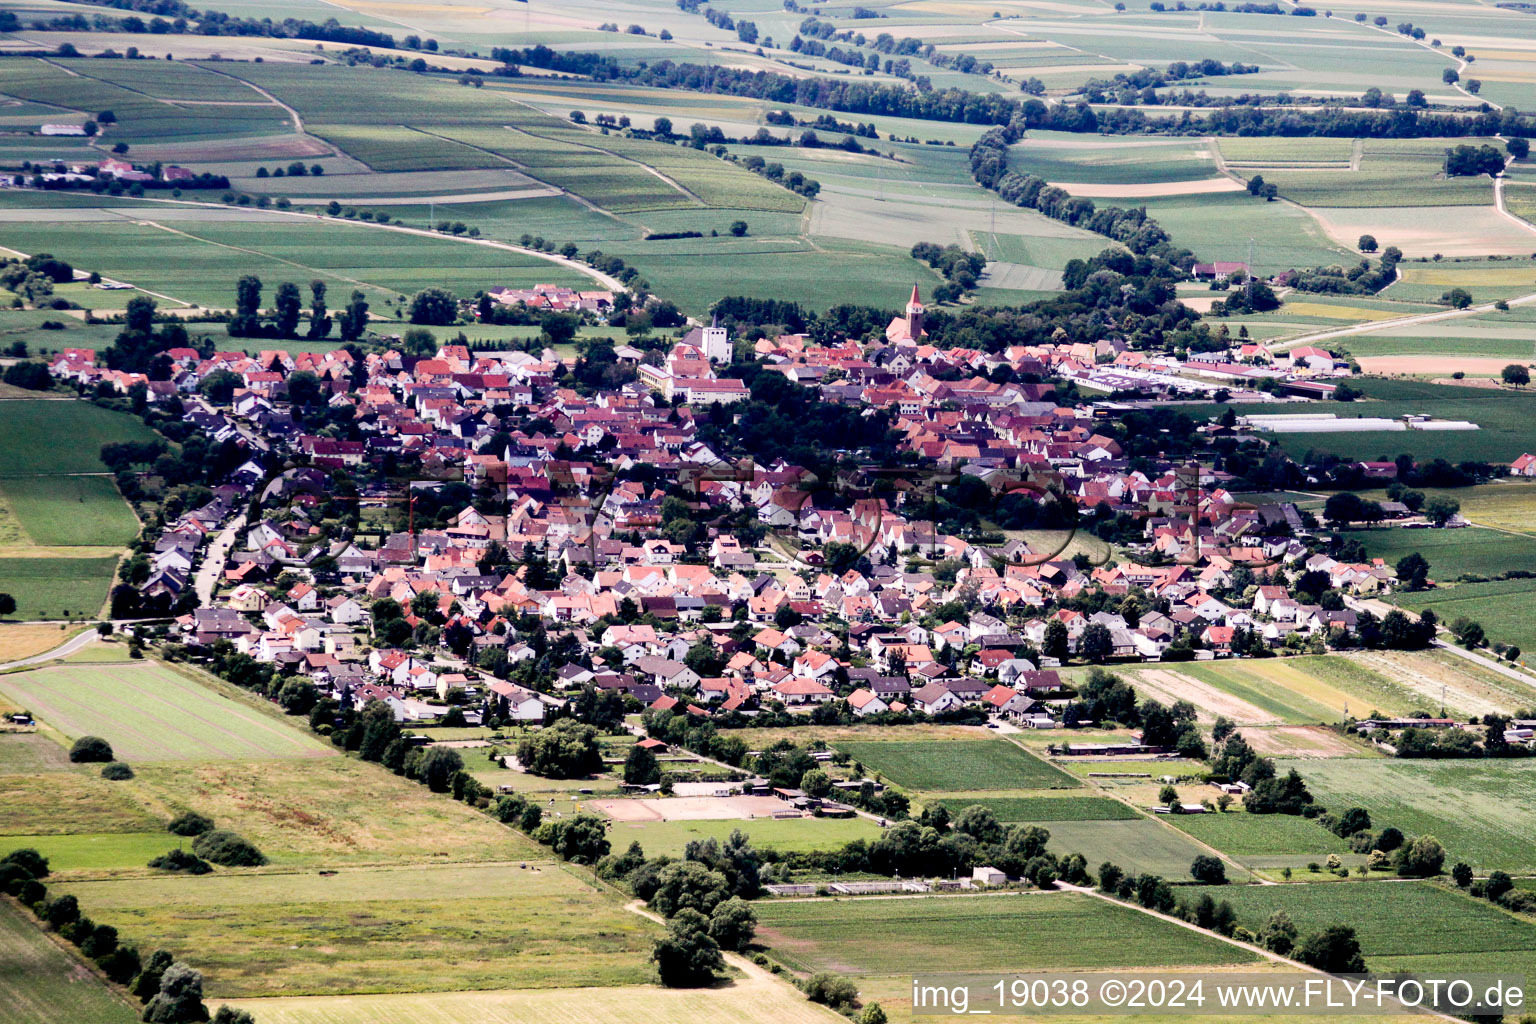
(9, 0, 1536, 1022)
(0, 399, 151, 620)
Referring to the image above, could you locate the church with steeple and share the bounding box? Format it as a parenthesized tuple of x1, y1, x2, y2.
(884, 284, 927, 343)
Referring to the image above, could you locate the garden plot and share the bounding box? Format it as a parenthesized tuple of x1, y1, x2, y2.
(590, 794, 793, 821)
(1117, 668, 1276, 725)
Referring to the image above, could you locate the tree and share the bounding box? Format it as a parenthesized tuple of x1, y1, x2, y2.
(294, 285, 328, 343)
(1396, 834, 1445, 877)
(708, 896, 757, 951)
(1395, 552, 1430, 591)
(1042, 619, 1069, 661)
(1357, 234, 1378, 252)
(141, 962, 211, 1023)
(1502, 363, 1530, 388)
(1258, 910, 1298, 955)
(648, 860, 730, 917)
(1190, 854, 1228, 884)
(1, 848, 49, 878)
(1323, 491, 1374, 526)
(273, 281, 302, 336)
(132, 950, 175, 1003)
(1452, 861, 1474, 887)
(1442, 287, 1473, 309)
(1424, 495, 1460, 526)
(800, 768, 832, 798)
(1296, 926, 1366, 973)
(955, 804, 1005, 843)
(409, 287, 457, 325)
(654, 116, 673, 135)
(0, 593, 15, 616)
(1449, 616, 1485, 648)
(69, 736, 114, 763)
(652, 908, 724, 987)
(729, 220, 748, 237)
(230, 275, 262, 336)
(624, 742, 661, 785)
(212, 1009, 257, 1024)
(277, 679, 318, 715)
(419, 746, 464, 792)
(1079, 622, 1113, 663)
(338, 290, 369, 342)
(517, 719, 601, 778)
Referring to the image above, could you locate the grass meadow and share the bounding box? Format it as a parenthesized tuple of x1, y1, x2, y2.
(0, 663, 335, 762)
(2, 831, 177, 873)
(0, 898, 139, 1024)
(837, 739, 1080, 792)
(0, 770, 165, 836)
(756, 892, 1259, 976)
(55, 862, 659, 997)
(1279, 758, 1536, 872)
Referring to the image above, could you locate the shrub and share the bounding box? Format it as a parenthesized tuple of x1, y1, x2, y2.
(167, 812, 215, 837)
(191, 830, 267, 867)
(100, 761, 134, 780)
(69, 736, 114, 762)
(0, 848, 49, 878)
(148, 848, 213, 874)
(806, 971, 860, 1010)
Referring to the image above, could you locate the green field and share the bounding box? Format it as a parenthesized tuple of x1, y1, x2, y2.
(1191, 379, 1536, 463)
(1279, 758, 1536, 872)
(0, 897, 139, 1024)
(1006, 139, 1218, 185)
(837, 739, 1080, 792)
(924, 795, 1139, 822)
(0, 663, 334, 762)
(0, 557, 120, 621)
(603, 814, 882, 857)
(1390, 577, 1536, 653)
(1, 831, 177, 873)
(1044, 819, 1240, 882)
(1168, 812, 1353, 867)
(1260, 140, 1496, 208)
(1186, 880, 1536, 978)
(0, 476, 138, 548)
(0, 401, 159, 477)
(1341, 525, 1536, 581)
(55, 862, 658, 997)
(756, 892, 1258, 976)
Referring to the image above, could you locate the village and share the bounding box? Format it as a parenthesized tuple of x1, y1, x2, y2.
(39, 284, 1478, 751)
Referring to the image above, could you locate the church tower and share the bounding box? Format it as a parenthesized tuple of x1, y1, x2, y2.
(905, 284, 925, 339)
(702, 313, 730, 363)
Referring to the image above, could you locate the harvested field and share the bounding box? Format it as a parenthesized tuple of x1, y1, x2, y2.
(216, 970, 842, 1024)
(1046, 178, 1245, 198)
(590, 795, 791, 822)
(0, 624, 82, 665)
(1306, 206, 1536, 257)
(1344, 649, 1536, 719)
(1355, 355, 1523, 376)
(1119, 668, 1275, 725)
(1240, 725, 1369, 759)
